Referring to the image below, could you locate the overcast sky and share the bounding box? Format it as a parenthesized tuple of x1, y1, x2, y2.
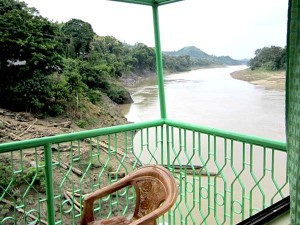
(24, 0, 288, 59)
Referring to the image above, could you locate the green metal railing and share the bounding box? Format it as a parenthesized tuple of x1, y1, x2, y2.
(0, 0, 293, 224)
(0, 119, 288, 225)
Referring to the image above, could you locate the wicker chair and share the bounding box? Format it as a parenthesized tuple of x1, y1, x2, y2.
(81, 165, 178, 225)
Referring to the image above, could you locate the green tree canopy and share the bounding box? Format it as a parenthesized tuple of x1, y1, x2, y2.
(130, 43, 156, 71)
(248, 46, 286, 71)
(61, 19, 94, 58)
(0, 0, 65, 114)
(0, 0, 222, 117)
(90, 35, 131, 77)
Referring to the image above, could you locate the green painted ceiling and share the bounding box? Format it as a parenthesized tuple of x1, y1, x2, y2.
(109, 0, 183, 6)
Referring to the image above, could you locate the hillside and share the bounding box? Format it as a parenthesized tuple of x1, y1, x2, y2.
(164, 46, 247, 66)
(165, 46, 210, 58)
(0, 95, 128, 144)
(0, 1, 199, 126)
(0, 0, 251, 134)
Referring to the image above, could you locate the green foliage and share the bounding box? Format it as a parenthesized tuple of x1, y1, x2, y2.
(249, 46, 286, 71)
(79, 62, 111, 89)
(8, 71, 69, 116)
(75, 119, 87, 128)
(130, 43, 156, 71)
(0, 0, 64, 115)
(167, 46, 209, 58)
(89, 35, 132, 77)
(0, 0, 63, 72)
(1, 0, 228, 118)
(23, 167, 46, 192)
(0, 162, 46, 193)
(62, 58, 132, 105)
(87, 90, 102, 104)
(163, 54, 192, 72)
(47, 73, 69, 114)
(63, 58, 88, 95)
(61, 19, 94, 58)
(106, 165, 114, 173)
(0, 162, 12, 188)
(105, 83, 132, 104)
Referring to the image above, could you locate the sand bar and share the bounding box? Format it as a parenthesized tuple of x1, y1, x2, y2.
(230, 69, 286, 92)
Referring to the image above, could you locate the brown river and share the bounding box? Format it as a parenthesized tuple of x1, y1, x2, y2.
(121, 66, 287, 224)
(122, 65, 285, 141)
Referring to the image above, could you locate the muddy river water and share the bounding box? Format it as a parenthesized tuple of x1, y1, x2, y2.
(122, 65, 285, 141)
(121, 66, 287, 224)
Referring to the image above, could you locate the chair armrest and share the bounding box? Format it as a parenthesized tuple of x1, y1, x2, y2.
(81, 176, 132, 225)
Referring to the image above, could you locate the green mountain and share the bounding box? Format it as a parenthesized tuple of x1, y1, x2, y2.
(217, 56, 245, 65)
(164, 46, 247, 66)
(165, 46, 210, 58)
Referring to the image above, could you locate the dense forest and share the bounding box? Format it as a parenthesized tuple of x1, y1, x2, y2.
(0, 0, 245, 121)
(248, 46, 286, 71)
(0, 0, 175, 117)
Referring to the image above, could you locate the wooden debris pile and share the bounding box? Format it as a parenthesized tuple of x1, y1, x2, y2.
(0, 109, 72, 143)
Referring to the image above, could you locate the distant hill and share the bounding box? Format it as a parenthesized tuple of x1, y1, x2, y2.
(165, 46, 210, 58)
(217, 56, 245, 66)
(164, 46, 247, 66)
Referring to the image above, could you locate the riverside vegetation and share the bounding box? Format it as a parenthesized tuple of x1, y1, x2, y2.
(231, 46, 286, 91)
(0, 1, 285, 222)
(0, 0, 245, 130)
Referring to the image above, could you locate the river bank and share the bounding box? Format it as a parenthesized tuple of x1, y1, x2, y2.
(121, 65, 228, 87)
(230, 68, 286, 91)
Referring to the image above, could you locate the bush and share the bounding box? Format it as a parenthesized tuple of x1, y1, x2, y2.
(23, 167, 46, 192)
(0, 162, 12, 188)
(0, 162, 46, 193)
(105, 83, 133, 104)
(87, 90, 102, 104)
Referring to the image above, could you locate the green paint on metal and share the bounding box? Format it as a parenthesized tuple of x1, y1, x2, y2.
(0, 120, 289, 224)
(165, 119, 287, 152)
(44, 143, 55, 225)
(110, 0, 178, 120)
(0, 0, 293, 223)
(109, 0, 183, 6)
(286, 0, 300, 224)
(0, 119, 164, 153)
(152, 5, 167, 119)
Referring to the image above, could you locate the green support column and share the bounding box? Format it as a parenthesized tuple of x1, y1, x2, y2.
(44, 143, 55, 224)
(109, 0, 183, 120)
(286, 0, 300, 224)
(152, 5, 167, 120)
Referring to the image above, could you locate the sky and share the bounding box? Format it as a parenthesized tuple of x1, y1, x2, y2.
(23, 0, 288, 59)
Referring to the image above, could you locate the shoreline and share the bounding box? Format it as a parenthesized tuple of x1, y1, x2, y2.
(121, 64, 229, 88)
(230, 68, 286, 92)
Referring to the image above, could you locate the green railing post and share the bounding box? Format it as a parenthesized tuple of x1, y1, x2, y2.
(44, 143, 55, 224)
(152, 4, 167, 120)
(286, 0, 300, 224)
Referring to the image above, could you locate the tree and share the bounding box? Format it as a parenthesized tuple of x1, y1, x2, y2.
(90, 35, 132, 77)
(130, 43, 156, 71)
(248, 46, 286, 71)
(0, 0, 65, 114)
(61, 19, 94, 58)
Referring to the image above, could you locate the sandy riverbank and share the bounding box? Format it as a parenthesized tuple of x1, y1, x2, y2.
(230, 68, 286, 91)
